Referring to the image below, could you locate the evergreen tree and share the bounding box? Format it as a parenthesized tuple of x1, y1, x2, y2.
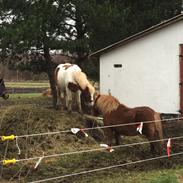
(0, 0, 70, 108)
(88, 0, 182, 52)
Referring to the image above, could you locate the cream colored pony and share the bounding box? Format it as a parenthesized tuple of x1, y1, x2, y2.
(55, 63, 95, 113)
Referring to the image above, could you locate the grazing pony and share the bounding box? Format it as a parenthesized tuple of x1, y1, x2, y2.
(93, 93, 163, 154)
(0, 78, 9, 100)
(55, 63, 95, 113)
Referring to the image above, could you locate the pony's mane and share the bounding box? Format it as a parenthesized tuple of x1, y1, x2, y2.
(73, 71, 89, 90)
(87, 83, 95, 95)
(95, 94, 120, 115)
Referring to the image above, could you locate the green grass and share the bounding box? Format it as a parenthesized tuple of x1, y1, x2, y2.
(0, 93, 52, 107)
(67, 165, 182, 183)
(6, 81, 49, 88)
(150, 175, 178, 183)
(143, 169, 179, 183)
(9, 93, 42, 98)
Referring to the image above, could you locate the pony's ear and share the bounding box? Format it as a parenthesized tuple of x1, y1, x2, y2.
(91, 81, 96, 86)
(91, 81, 99, 91)
(94, 91, 100, 100)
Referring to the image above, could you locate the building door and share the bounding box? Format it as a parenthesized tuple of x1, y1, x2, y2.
(179, 44, 183, 114)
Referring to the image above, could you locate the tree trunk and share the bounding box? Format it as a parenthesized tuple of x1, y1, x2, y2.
(43, 45, 57, 109)
(75, 7, 88, 69)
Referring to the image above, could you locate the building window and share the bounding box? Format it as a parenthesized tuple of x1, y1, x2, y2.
(114, 64, 122, 68)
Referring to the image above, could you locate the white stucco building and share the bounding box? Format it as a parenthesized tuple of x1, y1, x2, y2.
(91, 14, 183, 114)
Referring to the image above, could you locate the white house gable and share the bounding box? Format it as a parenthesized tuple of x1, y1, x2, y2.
(99, 18, 183, 113)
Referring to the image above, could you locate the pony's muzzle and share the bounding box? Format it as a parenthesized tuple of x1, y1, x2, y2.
(88, 100, 94, 107)
(84, 100, 94, 111)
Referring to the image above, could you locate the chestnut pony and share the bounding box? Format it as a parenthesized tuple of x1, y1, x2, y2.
(93, 93, 163, 154)
(0, 78, 9, 100)
(55, 63, 95, 113)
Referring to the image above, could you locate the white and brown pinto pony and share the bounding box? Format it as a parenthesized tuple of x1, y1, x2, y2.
(93, 93, 164, 154)
(55, 63, 95, 113)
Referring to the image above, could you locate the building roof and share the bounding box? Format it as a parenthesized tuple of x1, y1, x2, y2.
(90, 13, 183, 57)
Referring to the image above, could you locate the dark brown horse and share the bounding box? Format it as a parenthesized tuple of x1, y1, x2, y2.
(93, 93, 163, 154)
(0, 78, 9, 100)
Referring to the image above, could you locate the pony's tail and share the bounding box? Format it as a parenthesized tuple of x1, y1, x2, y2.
(154, 112, 163, 145)
(54, 67, 60, 85)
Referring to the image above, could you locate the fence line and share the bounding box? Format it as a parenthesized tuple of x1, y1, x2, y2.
(1, 134, 183, 165)
(17, 130, 71, 138)
(28, 151, 183, 183)
(1, 116, 182, 140)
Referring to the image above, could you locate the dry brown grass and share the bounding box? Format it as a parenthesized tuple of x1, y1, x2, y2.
(1, 95, 183, 182)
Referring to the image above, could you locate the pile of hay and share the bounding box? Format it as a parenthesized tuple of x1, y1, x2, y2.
(0, 105, 100, 181)
(1, 103, 183, 182)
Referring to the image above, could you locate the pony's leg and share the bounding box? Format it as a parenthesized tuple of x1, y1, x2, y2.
(145, 135, 155, 154)
(76, 90, 82, 113)
(114, 131, 121, 145)
(56, 88, 61, 109)
(66, 87, 72, 113)
(104, 128, 113, 146)
(64, 91, 68, 110)
(63, 91, 67, 110)
(154, 112, 164, 154)
(150, 142, 155, 154)
(145, 126, 159, 155)
(149, 131, 163, 155)
(146, 114, 164, 155)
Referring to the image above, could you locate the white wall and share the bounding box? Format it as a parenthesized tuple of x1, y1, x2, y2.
(100, 21, 183, 113)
